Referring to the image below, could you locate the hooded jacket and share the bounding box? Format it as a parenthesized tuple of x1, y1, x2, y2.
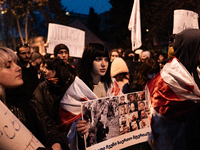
(146, 29, 200, 150)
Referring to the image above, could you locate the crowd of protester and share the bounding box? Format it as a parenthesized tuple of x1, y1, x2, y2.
(2, 28, 200, 150)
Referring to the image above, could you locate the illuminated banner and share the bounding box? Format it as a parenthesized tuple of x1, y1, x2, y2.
(47, 23, 85, 58)
(81, 91, 153, 150)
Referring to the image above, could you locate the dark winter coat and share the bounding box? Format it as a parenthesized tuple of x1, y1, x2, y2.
(31, 78, 74, 150)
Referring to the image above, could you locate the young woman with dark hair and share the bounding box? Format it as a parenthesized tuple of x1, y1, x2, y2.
(33, 57, 75, 114)
(76, 43, 112, 90)
(32, 57, 75, 150)
(58, 43, 122, 150)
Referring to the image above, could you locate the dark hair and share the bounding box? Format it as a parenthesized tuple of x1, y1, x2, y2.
(76, 43, 112, 90)
(45, 57, 72, 87)
(169, 34, 176, 42)
(137, 58, 160, 86)
(109, 48, 119, 58)
(16, 43, 29, 55)
(120, 95, 125, 99)
(139, 101, 145, 105)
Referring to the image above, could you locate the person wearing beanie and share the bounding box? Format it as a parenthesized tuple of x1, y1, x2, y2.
(30, 52, 44, 82)
(31, 52, 43, 67)
(135, 49, 143, 62)
(140, 51, 150, 62)
(54, 43, 69, 64)
(111, 57, 130, 93)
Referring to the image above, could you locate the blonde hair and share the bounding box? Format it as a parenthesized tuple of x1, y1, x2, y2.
(0, 47, 17, 70)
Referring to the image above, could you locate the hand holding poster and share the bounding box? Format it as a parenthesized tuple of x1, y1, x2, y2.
(81, 91, 153, 150)
(47, 23, 85, 58)
(173, 9, 199, 34)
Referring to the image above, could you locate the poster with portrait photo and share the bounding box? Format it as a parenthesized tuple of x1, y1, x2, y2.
(81, 91, 153, 150)
(119, 104, 128, 116)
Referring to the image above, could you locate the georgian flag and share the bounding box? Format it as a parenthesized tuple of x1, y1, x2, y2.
(145, 57, 200, 149)
(57, 76, 121, 150)
(128, 0, 142, 50)
(57, 76, 121, 132)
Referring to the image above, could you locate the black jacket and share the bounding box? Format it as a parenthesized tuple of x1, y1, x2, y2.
(5, 89, 48, 148)
(32, 77, 74, 150)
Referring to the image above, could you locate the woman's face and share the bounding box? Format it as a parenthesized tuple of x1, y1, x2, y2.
(92, 57, 109, 78)
(110, 51, 119, 62)
(121, 107, 126, 115)
(158, 55, 164, 63)
(0, 54, 23, 88)
(140, 54, 148, 62)
(130, 103, 135, 111)
(42, 63, 56, 79)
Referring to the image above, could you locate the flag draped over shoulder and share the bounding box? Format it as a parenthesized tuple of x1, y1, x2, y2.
(145, 57, 200, 150)
(57, 76, 122, 150)
(128, 0, 142, 50)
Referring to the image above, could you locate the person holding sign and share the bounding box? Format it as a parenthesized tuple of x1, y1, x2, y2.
(0, 47, 45, 149)
(0, 47, 69, 150)
(58, 43, 122, 150)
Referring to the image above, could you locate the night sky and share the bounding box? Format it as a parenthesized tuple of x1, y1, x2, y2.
(61, 0, 112, 15)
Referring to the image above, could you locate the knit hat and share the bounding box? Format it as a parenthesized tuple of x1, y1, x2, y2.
(31, 52, 42, 62)
(141, 51, 150, 58)
(54, 44, 69, 57)
(111, 57, 129, 77)
(135, 49, 143, 55)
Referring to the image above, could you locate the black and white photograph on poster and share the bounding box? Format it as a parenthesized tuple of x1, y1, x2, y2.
(81, 91, 153, 150)
(119, 104, 128, 116)
(119, 114, 130, 135)
(119, 95, 128, 105)
(82, 96, 120, 148)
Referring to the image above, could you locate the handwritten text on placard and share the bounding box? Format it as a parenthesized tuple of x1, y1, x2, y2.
(173, 9, 199, 34)
(47, 23, 85, 58)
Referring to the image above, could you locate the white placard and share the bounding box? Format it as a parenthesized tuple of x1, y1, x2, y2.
(47, 23, 85, 58)
(0, 101, 44, 150)
(173, 9, 199, 34)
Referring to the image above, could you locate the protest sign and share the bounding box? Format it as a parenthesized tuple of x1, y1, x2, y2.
(173, 9, 199, 34)
(47, 23, 85, 58)
(0, 101, 44, 150)
(81, 91, 152, 150)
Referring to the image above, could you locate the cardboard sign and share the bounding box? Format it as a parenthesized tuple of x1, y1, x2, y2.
(81, 91, 153, 150)
(47, 23, 85, 58)
(173, 9, 199, 34)
(0, 101, 44, 150)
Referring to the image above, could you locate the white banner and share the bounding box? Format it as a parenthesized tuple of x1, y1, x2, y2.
(47, 23, 85, 58)
(128, 0, 142, 50)
(0, 101, 44, 150)
(173, 9, 199, 34)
